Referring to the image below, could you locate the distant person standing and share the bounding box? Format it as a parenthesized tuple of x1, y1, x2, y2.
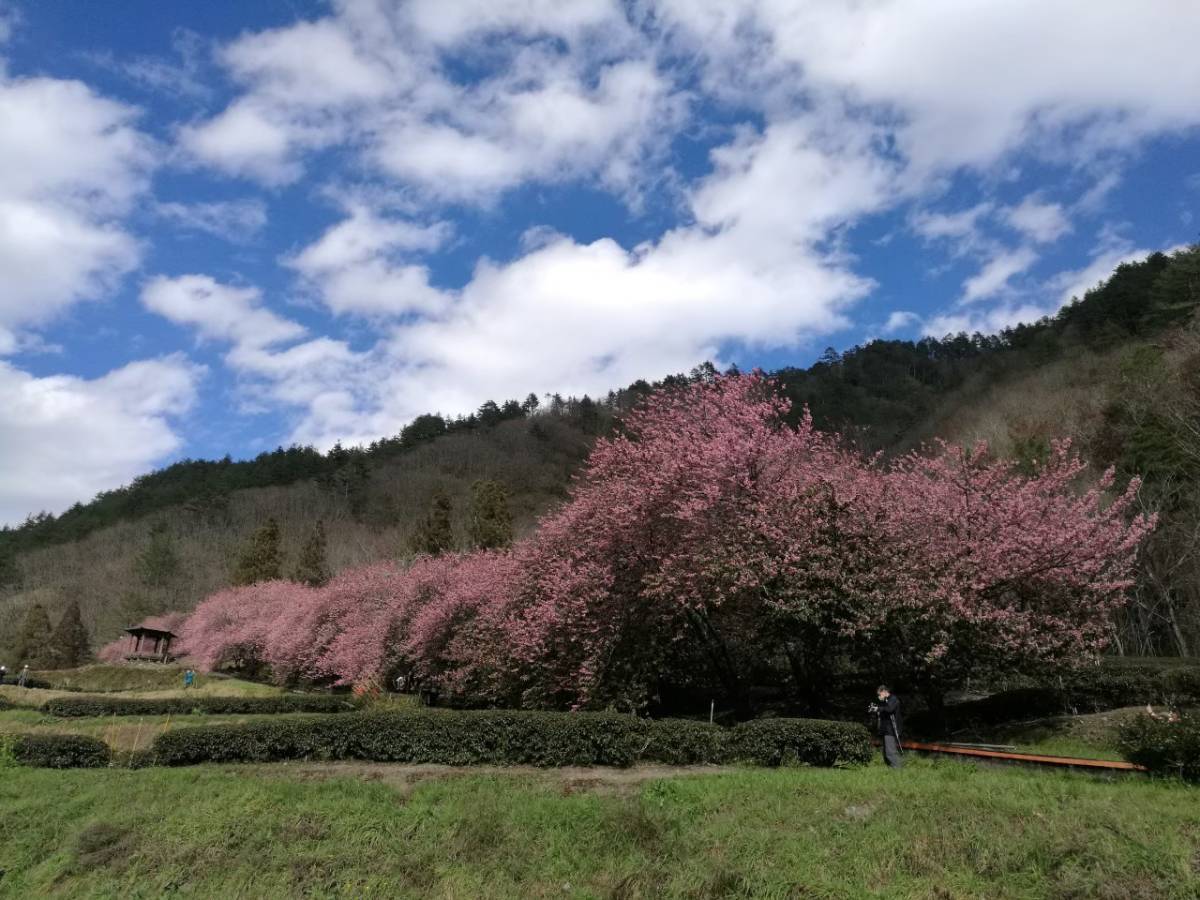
(183, 668, 195, 689)
(0, 664, 7, 684)
(870, 684, 904, 768)
(17, 664, 29, 688)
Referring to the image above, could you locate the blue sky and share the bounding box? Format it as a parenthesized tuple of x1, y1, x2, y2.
(1, 0, 1198, 525)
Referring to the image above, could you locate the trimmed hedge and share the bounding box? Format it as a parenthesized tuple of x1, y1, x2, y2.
(4, 733, 111, 768)
(1117, 713, 1200, 782)
(149, 710, 872, 769)
(41, 694, 354, 718)
(727, 718, 875, 767)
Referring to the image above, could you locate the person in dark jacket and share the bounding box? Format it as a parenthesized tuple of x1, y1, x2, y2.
(870, 684, 903, 768)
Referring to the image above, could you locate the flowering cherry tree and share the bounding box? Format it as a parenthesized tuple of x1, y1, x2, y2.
(173, 373, 1153, 713)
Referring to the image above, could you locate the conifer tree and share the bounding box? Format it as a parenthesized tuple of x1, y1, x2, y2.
(468, 480, 513, 550)
(13, 602, 54, 668)
(231, 517, 283, 586)
(0, 544, 20, 591)
(410, 491, 455, 556)
(136, 523, 180, 588)
(292, 520, 331, 587)
(48, 601, 91, 669)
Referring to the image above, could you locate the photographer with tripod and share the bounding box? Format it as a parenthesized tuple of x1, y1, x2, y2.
(869, 684, 904, 768)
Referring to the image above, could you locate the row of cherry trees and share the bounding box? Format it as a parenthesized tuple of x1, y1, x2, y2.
(148, 374, 1154, 712)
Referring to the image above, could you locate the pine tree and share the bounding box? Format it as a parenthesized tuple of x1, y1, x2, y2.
(13, 602, 54, 668)
(409, 491, 455, 556)
(292, 520, 331, 587)
(48, 601, 91, 669)
(0, 543, 20, 592)
(468, 480, 513, 550)
(231, 517, 283, 586)
(136, 523, 180, 588)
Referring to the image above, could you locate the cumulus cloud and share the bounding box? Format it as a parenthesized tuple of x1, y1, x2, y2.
(153, 114, 882, 448)
(0, 356, 202, 525)
(961, 247, 1038, 303)
(141, 274, 305, 349)
(655, 0, 1200, 174)
(1004, 195, 1071, 244)
(882, 310, 922, 334)
(0, 69, 153, 341)
(180, 1, 681, 202)
(285, 206, 450, 317)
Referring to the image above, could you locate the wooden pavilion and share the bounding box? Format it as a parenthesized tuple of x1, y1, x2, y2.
(123, 622, 178, 663)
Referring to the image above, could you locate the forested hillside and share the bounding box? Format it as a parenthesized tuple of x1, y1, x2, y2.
(2, 246, 1199, 661)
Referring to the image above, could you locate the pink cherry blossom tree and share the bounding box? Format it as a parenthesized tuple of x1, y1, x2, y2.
(175, 372, 1153, 714)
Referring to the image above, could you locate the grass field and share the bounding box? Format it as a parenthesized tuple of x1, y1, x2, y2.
(0, 707, 324, 752)
(0, 759, 1195, 899)
(21, 664, 283, 697)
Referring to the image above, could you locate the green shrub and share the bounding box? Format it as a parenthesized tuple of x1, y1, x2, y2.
(643, 719, 730, 765)
(41, 694, 353, 718)
(148, 710, 870, 769)
(726, 718, 873, 767)
(5, 733, 111, 768)
(1117, 713, 1200, 782)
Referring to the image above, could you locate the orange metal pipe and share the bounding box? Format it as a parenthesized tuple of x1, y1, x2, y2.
(898, 739, 1145, 771)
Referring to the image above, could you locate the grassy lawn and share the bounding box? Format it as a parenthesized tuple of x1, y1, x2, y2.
(0, 707, 331, 752)
(942, 707, 1151, 763)
(0, 760, 1196, 899)
(19, 664, 283, 697)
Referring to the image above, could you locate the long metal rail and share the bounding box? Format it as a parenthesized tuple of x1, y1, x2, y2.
(900, 739, 1145, 771)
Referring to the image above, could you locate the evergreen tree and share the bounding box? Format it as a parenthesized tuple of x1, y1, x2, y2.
(118, 592, 165, 627)
(0, 543, 20, 592)
(410, 491, 455, 556)
(292, 520, 331, 587)
(136, 523, 180, 588)
(468, 480, 513, 550)
(344, 457, 371, 521)
(13, 602, 54, 668)
(231, 517, 283, 586)
(48, 601, 91, 669)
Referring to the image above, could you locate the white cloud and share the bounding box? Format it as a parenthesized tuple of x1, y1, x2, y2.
(656, 0, 1200, 175)
(156, 198, 267, 240)
(911, 203, 993, 245)
(285, 206, 450, 317)
(0, 356, 202, 525)
(83, 28, 211, 102)
(882, 311, 921, 334)
(961, 246, 1038, 303)
(142, 274, 305, 349)
(162, 113, 883, 448)
(1004, 194, 1071, 244)
(0, 70, 153, 342)
(181, 4, 680, 203)
(405, 0, 623, 46)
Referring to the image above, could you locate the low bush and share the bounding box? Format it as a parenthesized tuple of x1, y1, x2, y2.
(41, 694, 353, 718)
(643, 718, 731, 765)
(726, 718, 874, 767)
(3, 733, 111, 768)
(149, 710, 872, 769)
(1117, 713, 1200, 782)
